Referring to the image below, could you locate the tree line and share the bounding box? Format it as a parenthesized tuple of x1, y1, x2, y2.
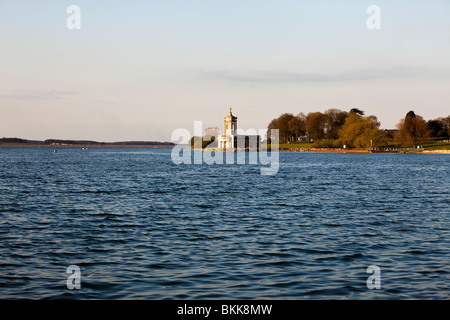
(0, 138, 174, 146)
(267, 109, 450, 148)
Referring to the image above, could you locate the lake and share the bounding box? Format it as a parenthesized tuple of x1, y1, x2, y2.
(0, 147, 449, 299)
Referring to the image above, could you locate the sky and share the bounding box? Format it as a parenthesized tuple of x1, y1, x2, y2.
(1, 0, 449, 142)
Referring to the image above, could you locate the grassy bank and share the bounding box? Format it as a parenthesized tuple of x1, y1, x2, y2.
(421, 141, 450, 150)
(269, 139, 450, 151)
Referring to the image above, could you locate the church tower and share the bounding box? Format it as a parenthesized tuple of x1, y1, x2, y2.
(218, 107, 238, 151)
(216, 107, 260, 151)
(224, 108, 237, 136)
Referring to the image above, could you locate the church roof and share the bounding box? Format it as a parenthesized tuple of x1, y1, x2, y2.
(225, 107, 237, 120)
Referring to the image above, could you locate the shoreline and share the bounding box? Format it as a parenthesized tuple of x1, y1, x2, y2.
(0, 144, 174, 148)
(1, 144, 449, 154)
(422, 149, 450, 154)
(280, 148, 449, 154)
(279, 148, 370, 153)
(194, 147, 449, 154)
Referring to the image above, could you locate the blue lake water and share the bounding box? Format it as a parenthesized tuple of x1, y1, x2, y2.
(0, 147, 449, 299)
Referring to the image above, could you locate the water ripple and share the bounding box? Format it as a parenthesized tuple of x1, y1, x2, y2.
(0, 148, 449, 299)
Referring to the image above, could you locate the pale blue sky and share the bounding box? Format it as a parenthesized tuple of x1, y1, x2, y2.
(1, 0, 449, 141)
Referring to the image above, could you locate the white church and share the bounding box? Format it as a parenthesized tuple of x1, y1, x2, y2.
(217, 108, 260, 151)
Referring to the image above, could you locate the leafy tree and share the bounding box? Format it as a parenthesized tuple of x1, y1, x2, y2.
(395, 111, 429, 147)
(266, 118, 278, 144)
(267, 113, 306, 143)
(406, 110, 416, 118)
(445, 116, 450, 137)
(339, 112, 383, 148)
(306, 112, 326, 141)
(288, 113, 306, 142)
(190, 135, 217, 148)
(349, 108, 365, 116)
(428, 118, 449, 138)
(323, 109, 348, 139)
(190, 136, 202, 148)
(276, 113, 295, 143)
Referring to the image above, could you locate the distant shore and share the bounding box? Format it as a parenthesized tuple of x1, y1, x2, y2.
(193, 146, 450, 154)
(0, 138, 175, 148)
(280, 148, 370, 153)
(280, 148, 450, 154)
(0, 143, 174, 148)
(279, 147, 449, 154)
(422, 149, 450, 154)
(2, 143, 449, 154)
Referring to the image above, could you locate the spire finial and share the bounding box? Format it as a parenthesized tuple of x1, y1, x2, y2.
(229, 107, 232, 114)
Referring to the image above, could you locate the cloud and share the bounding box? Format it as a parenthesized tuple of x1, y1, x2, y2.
(93, 100, 114, 104)
(200, 67, 448, 84)
(0, 90, 78, 100)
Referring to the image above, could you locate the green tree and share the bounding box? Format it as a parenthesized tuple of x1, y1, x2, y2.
(339, 112, 383, 148)
(323, 109, 348, 139)
(277, 113, 295, 143)
(266, 118, 278, 144)
(445, 116, 450, 137)
(288, 113, 306, 142)
(349, 108, 365, 116)
(267, 113, 302, 143)
(190, 136, 202, 148)
(428, 117, 449, 138)
(190, 136, 215, 148)
(306, 112, 326, 141)
(395, 111, 429, 147)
